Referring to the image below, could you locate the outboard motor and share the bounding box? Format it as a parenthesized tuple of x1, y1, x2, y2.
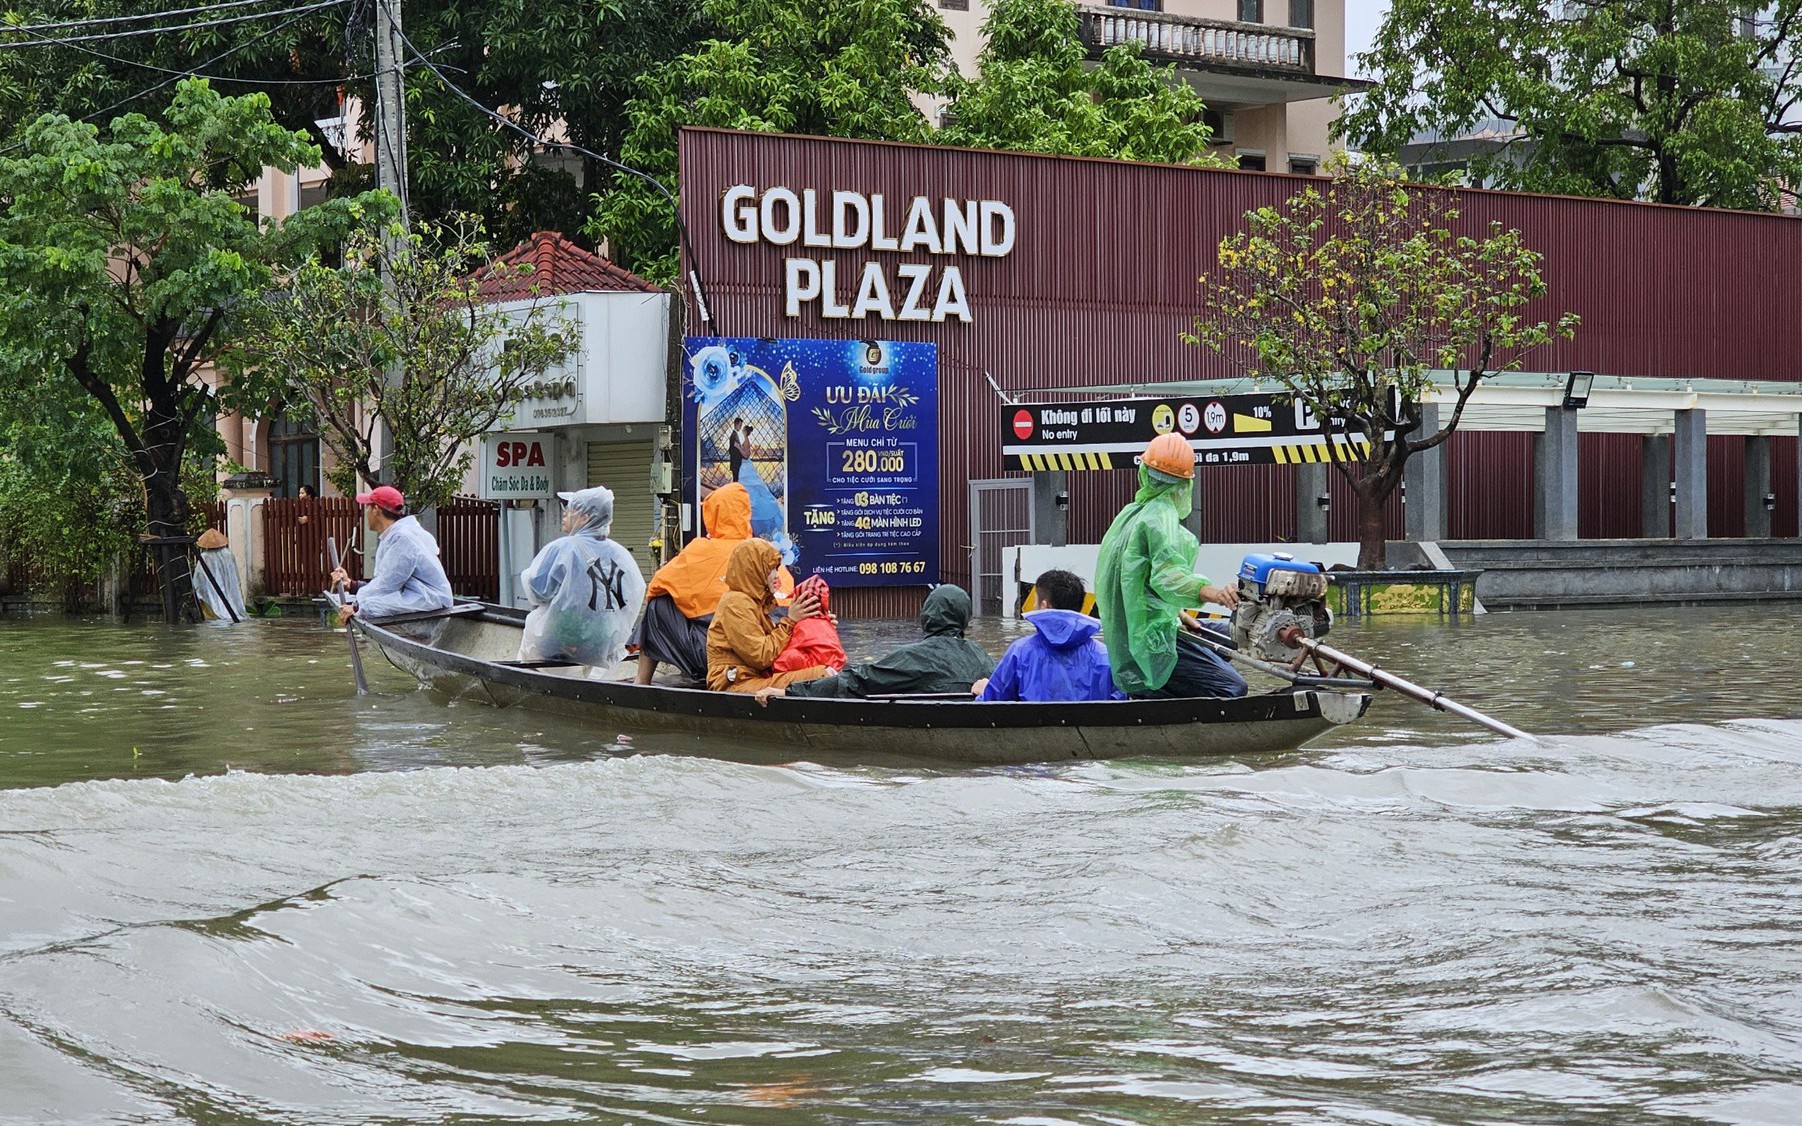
(1230, 552, 1331, 662)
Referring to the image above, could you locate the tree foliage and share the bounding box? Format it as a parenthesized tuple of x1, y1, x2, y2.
(234, 216, 576, 512)
(1339, 0, 1802, 209)
(403, 0, 709, 249)
(0, 78, 383, 614)
(938, 0, 1223, 166)
(1190, 157, 1579, 568)
(589, 0, 954, 280)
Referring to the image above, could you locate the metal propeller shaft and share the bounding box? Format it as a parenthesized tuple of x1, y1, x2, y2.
(1281, 631, 1538, 743)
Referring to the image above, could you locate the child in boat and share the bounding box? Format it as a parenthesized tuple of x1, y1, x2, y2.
(755, 585, 995, 703)
(706, 539, 830, 693)
(773, 575, 845, 674)
(975, 569, 1118, 703)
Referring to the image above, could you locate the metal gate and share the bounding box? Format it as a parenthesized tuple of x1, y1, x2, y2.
(968, 479, 1034, 617)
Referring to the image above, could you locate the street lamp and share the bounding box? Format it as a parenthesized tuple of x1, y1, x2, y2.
(1562, 370, 1596, 409)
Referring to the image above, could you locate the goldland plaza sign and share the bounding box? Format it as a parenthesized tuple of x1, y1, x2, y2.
(720, 186, 1015, 324)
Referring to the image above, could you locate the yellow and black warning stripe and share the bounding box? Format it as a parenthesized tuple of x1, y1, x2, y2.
(1012, 451, 1116, 471)
(1271, 437, 1373, 465)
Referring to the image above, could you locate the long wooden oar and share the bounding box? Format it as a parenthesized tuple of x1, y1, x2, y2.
(326, 536, 368, 696)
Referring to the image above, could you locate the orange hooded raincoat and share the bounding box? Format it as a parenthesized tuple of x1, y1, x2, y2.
(647, 484, 792, 620)
(705, 539, 829, 693)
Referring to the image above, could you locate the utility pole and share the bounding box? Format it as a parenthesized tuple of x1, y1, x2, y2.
(366, 0, 414, 562)
(371, 0, 409, 510)
(372, 0, 410, 228)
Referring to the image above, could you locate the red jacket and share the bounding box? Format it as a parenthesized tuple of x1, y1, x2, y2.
(774, 575, 846, 673)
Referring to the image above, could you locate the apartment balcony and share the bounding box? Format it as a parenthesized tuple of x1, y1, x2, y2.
(1076, 5, 1363, 109)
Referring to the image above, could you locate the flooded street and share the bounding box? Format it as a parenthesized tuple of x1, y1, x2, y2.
(3, 606, 1801, 1124)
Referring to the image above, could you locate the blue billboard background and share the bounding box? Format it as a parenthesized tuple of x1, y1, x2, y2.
(682, 337, 939, 587)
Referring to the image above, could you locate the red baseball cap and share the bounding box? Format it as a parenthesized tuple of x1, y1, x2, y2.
(354, 485, 406, 512)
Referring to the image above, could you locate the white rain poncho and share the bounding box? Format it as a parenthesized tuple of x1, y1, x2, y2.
(354, 515, 455, 619)
(193, 546, 246, 623)
(518, 486, 647, 668)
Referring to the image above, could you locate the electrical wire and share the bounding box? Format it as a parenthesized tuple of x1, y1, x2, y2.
(0, 2, 345, 155)
(2, 17, 368, 84)
(389, 21, 715, 329)
(0, 0, 319, 36)
(0, 0, 347, 50)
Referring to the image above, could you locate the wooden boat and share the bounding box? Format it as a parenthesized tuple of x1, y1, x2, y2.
(353, 603, 1371, 765)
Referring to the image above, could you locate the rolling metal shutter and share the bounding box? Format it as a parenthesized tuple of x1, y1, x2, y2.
(586, 440, 656, 578)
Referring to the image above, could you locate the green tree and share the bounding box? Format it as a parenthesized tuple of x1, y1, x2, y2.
(589, 0, 953, 280)
(1339, 0, 1802, 209)
(938, 0, 1223, 165)
(405, 0, 709, 249)
(233, 216, 576, 512)
(0, 78, 383, 617)
(1, 2, 708, 244)
(1190, 157, 1579, 569)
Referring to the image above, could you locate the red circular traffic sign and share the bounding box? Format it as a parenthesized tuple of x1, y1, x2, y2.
(1012, 409, 1034, 439)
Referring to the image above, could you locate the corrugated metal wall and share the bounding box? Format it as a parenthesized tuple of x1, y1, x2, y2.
(678, 129, 1802, 607)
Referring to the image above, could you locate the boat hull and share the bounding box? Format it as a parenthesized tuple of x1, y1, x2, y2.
(356, 606, 1369, 765)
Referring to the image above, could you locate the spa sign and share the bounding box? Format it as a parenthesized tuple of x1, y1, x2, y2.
(719, 185, 1015, 324)
(479, 432, 556, 500)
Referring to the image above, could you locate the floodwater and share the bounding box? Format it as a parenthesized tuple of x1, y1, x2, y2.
(2, 605, 1800, 1124)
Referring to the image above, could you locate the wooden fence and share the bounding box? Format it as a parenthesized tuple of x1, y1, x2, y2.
(436, 497, 500, 602)
(262, 496, 362, 597)
(260, 496, 499, 600)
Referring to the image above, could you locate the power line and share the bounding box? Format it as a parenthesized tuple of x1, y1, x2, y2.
(1, 16, 368, 84)
(0, 2, 345, 156)
(0, 0, 316, 36)
(390, 23, 715, 329)
(0, 0, 347, 51)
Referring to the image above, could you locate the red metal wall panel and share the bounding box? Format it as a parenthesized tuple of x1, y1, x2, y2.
(678, 129, 1802, 579)
(1579, 433, 1645, 539)
(1446, 431, 1535, 539)
(1707, 436, 1747, 539)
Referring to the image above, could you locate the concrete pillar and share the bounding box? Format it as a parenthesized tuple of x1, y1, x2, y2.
(1295, 462, 1329, 544)
(1641, 434, 1671, 538)
(1745, 436, 1773, 538)
(1031, 470, 1068, 547)
(1403, 403, 1446, 542)
(1673, 409, 1708, 539)
(1534, 407, 1579, 540)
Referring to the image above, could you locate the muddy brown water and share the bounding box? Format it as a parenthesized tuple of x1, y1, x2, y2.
(2, 605, 1800, 1124)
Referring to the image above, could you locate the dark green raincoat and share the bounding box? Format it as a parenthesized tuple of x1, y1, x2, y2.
(1094, 463, 1210, 695)
(787, 585, 995, 698)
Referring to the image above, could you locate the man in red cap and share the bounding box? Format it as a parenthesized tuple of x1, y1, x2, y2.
(329, 485, 454, 621)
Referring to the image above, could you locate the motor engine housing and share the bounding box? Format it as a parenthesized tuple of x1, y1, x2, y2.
(1230, 552, 1331, 662)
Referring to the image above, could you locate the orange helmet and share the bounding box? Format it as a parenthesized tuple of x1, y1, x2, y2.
(1141, 432, 1195, 480)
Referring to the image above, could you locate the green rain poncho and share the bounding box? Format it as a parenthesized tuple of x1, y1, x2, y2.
(787, 585, 995, 698)
(1094, 464, 1210, 695)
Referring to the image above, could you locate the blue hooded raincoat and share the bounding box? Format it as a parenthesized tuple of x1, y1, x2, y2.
(978, 608, 1119, 703)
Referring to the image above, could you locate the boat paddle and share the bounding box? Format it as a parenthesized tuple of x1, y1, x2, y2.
(325, 536, 368, 696)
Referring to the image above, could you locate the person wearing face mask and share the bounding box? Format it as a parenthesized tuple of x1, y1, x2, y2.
(516, 486, 646, 670)
(705, 538, 829, 693)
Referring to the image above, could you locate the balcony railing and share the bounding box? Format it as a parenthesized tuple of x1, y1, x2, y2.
(1077, 5, 1316, 74)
